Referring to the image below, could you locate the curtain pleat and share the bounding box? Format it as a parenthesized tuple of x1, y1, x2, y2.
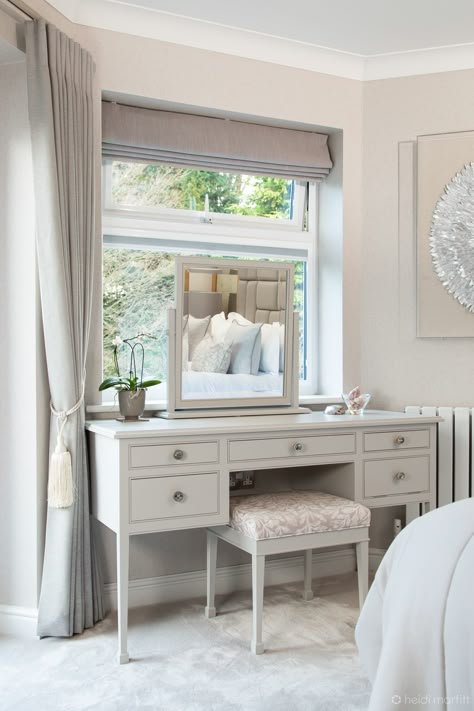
(102, 101, 333, 180)
(25, 19, 103, 637)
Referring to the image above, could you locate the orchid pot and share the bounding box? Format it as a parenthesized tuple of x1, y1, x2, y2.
(118, 389, 146, 419)
(98, 333, 161, 420)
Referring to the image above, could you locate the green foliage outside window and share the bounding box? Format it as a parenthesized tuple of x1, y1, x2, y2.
(103, 249, 175, 381)
(111, 162, 293, 219)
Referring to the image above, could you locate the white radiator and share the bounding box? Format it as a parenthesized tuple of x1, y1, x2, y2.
(406, 406, 474, 507)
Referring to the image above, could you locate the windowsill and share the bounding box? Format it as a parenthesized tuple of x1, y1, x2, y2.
(300, 395, 343, 405)
(86, 394, 343, 415)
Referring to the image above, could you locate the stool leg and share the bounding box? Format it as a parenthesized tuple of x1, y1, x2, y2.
(251, 554, 265, 654)
(356, 540, 369, 609)
(205, 530, 218, 618)
(303, 549, 314, 601)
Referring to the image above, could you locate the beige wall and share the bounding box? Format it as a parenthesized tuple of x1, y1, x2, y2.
(362, 70, 474, 411)
(360, 71, 474, 549)
(0, 7, 20, 47)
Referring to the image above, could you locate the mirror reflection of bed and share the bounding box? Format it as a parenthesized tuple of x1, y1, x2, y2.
(182, 265, 287, 401)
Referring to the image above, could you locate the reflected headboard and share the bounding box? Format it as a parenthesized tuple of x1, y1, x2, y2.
(232, 268, 287, 324)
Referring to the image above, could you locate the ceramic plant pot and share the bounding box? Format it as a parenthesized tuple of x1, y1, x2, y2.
(118, 389, 146, 420)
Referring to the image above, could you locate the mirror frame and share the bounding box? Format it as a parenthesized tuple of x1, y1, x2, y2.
(167, 256, 297, 415)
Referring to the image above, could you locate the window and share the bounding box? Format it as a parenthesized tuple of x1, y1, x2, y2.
(102, 161, 318, 402)
(109, 161, 297, 221)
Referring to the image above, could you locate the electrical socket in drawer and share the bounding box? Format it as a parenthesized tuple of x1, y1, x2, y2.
(230, 471, 255, 490)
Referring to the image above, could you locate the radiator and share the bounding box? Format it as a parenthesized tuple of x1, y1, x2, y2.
(406, 406, 474, 507)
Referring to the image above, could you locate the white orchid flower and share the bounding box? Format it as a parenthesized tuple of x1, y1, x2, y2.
(112, 335, 123, 346)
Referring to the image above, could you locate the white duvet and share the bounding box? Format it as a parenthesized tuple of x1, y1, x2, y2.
(182, 370, 283, 399)
(355, 498, 474, 710)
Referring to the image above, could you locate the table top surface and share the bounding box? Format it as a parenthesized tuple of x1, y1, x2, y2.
(85, 410, 441, 440)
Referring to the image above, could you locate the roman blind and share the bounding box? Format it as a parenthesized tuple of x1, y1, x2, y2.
(102, 101, 332, 181)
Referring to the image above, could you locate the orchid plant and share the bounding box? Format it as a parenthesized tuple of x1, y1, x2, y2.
(99, 333, 162, 393)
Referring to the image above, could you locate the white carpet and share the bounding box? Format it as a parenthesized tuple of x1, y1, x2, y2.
(0, 573, 371, 711)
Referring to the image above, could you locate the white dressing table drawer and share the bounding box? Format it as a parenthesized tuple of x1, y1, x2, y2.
(130, 472, 219, 523)
(228, 433, 355, 463)
(364, 456, 430, 498)
(364, 429, 430, 452)
(129, 441, 219, 469)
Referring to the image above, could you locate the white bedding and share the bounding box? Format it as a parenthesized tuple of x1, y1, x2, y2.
(355, 498, 474, 710)
(182, 370, 283, 399)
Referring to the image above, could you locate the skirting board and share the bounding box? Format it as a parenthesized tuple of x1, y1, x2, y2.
(0, 604, 38, 638)
(0, 549, 385, 637)
(105, 547, 386, 610)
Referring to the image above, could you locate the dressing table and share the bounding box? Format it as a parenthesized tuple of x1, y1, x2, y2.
(91, 257, 439, 662)
(86, 409, 439, 663)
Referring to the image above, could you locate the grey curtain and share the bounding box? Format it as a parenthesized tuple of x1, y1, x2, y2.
(102, 101, 333, 180)
(25, 20, 104, 636)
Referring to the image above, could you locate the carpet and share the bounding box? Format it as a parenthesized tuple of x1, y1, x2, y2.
(0, 573, 371, 711)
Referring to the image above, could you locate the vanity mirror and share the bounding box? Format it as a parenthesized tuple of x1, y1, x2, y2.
(163, 256, 306, 417)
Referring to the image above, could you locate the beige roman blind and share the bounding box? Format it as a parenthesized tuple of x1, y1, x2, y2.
(102, 102, 332, 181)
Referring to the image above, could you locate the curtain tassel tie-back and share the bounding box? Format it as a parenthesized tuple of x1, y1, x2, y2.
(48, 381, 85, 508)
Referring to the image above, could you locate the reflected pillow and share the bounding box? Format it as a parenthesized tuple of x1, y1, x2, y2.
(260, 324, 280, 374)
(228, 311, 253, 326)
(228, 321, 262, 375)
(185, 314, 211, 358)
(191, 336, 232, 374)
(210, 311, 231, 340)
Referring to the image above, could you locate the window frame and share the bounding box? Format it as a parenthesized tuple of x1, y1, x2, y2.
(101, 162, 319, 398)
(102, 160, 307, 231)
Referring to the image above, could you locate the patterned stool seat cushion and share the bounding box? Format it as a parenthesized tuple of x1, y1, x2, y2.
(229, 490, 371, 540)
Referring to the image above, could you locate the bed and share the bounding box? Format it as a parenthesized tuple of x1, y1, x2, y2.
(355, 498, 474, 709)
(182, 370, 283, 398)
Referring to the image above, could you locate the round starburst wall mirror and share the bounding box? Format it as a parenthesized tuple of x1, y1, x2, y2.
(430, 162, 474, 312)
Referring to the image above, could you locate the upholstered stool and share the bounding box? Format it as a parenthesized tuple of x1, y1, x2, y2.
(205, 490, 371, 654)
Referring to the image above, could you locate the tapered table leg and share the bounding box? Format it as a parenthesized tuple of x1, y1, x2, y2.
(117, 530, 130, 664)
(205, 530, 218, 618)
(303, 549, 314, 601)
(251, 554, 265, 654)
(356, 540, 369, 609)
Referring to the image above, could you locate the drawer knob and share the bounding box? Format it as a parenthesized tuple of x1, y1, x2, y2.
(173, 491, 185, 503)
(173, 449, 184, 460)
(395, 471, 406, 481)
(395, 436, 405, 445)
(293, 442, 303, 452)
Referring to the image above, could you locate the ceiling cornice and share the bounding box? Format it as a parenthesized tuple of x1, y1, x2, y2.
(364, 41, 474, 81)
(49, 0, 474, 81)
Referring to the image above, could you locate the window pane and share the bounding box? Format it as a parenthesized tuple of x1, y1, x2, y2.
(110, 161, 295, 220)
(294, 261, 307, 381)
(103, 247, 175, 387)
(103, 248, 307, 394)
